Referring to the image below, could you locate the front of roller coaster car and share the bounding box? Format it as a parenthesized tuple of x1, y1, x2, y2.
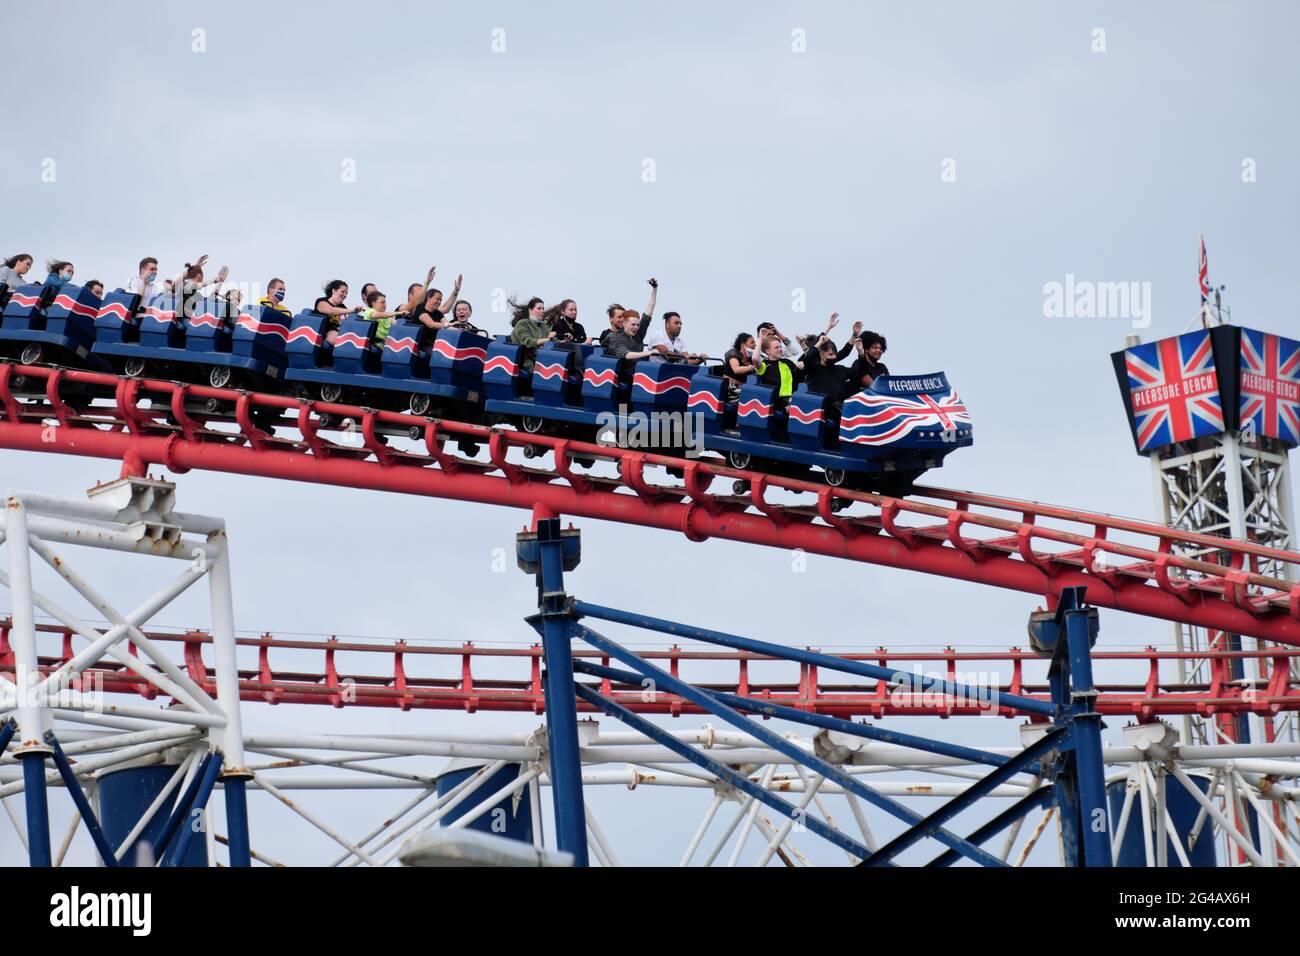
(839, 372, 973, 463)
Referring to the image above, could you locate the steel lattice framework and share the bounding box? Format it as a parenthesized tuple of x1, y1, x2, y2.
(2, 363, 1300, 867)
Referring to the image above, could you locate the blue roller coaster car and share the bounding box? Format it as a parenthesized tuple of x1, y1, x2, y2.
(0, 289, 973, 493)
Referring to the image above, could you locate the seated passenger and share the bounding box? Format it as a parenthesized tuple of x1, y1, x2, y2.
(723, 333, 756, 401)
(848, 330, 890, 390)
(86, 280, 105, 298)
(601, 309, 655, 366)
(175, 256, 228, 297)
(448, 299, 486, 335)
(0, 253, 34, 292)
(545, 298, 588, 344)
(409, 273, 463, 341)
(402, 264, 438, 315)
(313, 279, 362, 343)
(176, 256, 229, 319)
(507, 296, 555, 376)
(750, 328, 804, 410)
(799, 312, 860, 399)
(125, 257, 162, 301)
(644, 310, 707, 365)
(755, 321, 802, 359)
(724, 334, 756, 379)
(597, 276, 658, 348)
(597, 302, 625, 347)
(361, 290, 408, 344)
(42, 259, 76, 292)
(225, 288, 243, 312)
(258, 277, 291, 315)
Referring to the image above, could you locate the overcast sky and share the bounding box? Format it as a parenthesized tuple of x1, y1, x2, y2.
(2, 0, 1297, 866)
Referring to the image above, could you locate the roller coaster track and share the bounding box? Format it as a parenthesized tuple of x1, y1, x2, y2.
(5, 619, 1297, 719)
(1, 363, 1299, 645)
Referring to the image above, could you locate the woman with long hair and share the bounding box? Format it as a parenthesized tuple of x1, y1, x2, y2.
(43, 259, 75, 291)
(507, 296, 554, 376)
(543, 298, 588, 344)
(313, 279, 362, 343)
(0, 253, 34, 292)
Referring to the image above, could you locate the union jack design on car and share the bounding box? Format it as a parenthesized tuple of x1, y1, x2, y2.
(840, 382, 970, 446)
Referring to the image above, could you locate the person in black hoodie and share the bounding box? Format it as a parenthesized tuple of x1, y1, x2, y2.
(799, 312, 862, 400)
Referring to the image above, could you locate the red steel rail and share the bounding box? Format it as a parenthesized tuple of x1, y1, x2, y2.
(3, 620, 1297, 720)
(2, 363, 1300, 643)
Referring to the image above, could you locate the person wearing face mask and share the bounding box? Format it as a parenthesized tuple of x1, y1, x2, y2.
(126, 257, 162, 301)
(543, 298, 588, 344)
(258, 277, 291, 315)
(42, 259, 75, 293)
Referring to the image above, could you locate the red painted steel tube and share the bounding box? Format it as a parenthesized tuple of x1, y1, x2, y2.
(3, 364, 1300, 645)
(10, 418, 1300, 645)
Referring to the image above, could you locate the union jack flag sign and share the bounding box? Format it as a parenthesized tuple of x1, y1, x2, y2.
(1239, 329, 1300, 446)
(1124, 330, 1224, 452)
(840, 379, 970, 446)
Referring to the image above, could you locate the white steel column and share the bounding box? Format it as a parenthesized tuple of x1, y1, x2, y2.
(4, 495, 50, 752)
(207, 530, 248, 778)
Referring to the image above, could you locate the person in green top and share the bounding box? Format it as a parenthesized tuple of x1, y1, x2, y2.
(507, 296, 556, 376)
(362, 290, 409, 344)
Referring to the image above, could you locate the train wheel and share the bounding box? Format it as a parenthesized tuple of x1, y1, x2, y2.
(410, 393, 432, 416)
(456, 439, 480, 457)
(521, 416, 545, 434)
(124, 357, 148, 378)
(727, 451, 751, 470)
(18, 343, 44, 366)
(732, 479, 751, 495)
(523, 445, 542, 459)
(823, 468, 847, 488)
(203, 397, 222, 414)
(574, 456, 595, 469)
(208, 365, 234, 389)
(319, 383, 343, 403)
